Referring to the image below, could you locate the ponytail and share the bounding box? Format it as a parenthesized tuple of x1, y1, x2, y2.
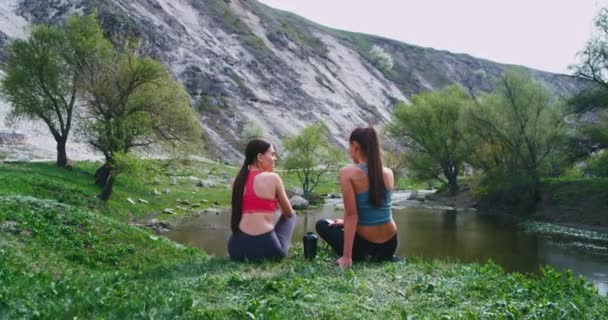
(350, 126, 386, 207)
(231, 138, 272, 233)
(231, 164, 249, 233)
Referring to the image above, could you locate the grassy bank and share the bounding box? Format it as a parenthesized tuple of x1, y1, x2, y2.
(535, 178, 608, 229)
(2, 196, 607, 319)
(0, 161, 235, 221)
(1, 162, 607, 318)
(432, 176, 608, 230)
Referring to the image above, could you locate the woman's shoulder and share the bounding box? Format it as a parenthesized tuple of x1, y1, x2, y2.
(339, 164, 361, 174)
(257, 171, 282, 182)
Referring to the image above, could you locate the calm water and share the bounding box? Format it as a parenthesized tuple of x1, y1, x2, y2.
(166, 197, 608, 296)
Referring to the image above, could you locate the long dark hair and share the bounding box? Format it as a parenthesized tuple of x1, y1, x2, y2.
(231, 138, 272, 233)
(350, 126, 386, 207)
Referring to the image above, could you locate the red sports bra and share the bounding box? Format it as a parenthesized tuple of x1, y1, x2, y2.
(242, 170, 277, 214)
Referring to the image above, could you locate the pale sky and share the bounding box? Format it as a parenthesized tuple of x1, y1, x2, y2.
(257, 0, 608, 74)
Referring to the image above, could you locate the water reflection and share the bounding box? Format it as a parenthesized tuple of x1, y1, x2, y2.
(395, 209, 541, 273)
(165, 203, 608, 296)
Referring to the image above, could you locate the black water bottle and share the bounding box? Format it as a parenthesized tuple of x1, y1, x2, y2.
(303, 232, 318, 260)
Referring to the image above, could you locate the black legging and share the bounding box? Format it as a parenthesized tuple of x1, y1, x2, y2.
(315, 219, 398, 261)
(228, 214, 297, 261)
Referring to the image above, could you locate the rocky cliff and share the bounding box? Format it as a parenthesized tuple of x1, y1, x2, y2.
(0, 0, 587, 161)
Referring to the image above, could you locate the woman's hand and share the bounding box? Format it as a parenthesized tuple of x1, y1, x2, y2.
(336, 256, 352, 268)
(328, 219, 343, 227)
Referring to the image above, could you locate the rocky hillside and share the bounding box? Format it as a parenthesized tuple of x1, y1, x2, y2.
(0, 0, 587, 162)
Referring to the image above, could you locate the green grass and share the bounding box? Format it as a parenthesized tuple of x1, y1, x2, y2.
(0, 161, 235, 222)
(1, 162, 607, 318)
(542, 177, 608, 207)
(2, 196, 607, 319)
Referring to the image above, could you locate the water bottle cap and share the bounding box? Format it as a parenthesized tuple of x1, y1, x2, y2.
(307, 231, 314, 235)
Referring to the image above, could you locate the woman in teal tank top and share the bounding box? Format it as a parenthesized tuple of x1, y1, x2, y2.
(316, 126, 398, 268)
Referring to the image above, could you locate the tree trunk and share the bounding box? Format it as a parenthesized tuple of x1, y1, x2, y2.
(531, 172, 542, 206)
(94, 163, 111, 187)
(448, 174, 459, 195)
(56, 139, 68, 168)
(99, 174, 115, 201)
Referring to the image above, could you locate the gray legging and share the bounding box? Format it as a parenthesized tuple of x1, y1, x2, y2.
(228, 214, 297, 261)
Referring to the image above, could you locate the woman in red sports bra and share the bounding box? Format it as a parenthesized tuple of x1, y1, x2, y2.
(228, 138, 296, 261)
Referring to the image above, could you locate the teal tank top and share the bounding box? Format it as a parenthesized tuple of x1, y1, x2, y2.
(355, 163, 392, 226)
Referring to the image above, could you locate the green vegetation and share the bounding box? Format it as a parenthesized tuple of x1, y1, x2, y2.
(1, 14, 202, 200)
(0, 14, 111, 168)
(283, 123, 344, 196)
(383, 146, 408, 180)
(250, 1, 329, 57)
(342, 31, 372, 52)
(542, 177, 608, 207)
(0, 161, 337, 221)
(82, 45, 202, 200)
(389, 69, 571, 212)
(583, 151, 608, 178)
(570, 8, 608, 158)
(240, 121, 266, 142)
(369, 45, 394, 73)
(0, 159, 607, 318)
(0, 161, 233, 221)
(466, 69, 565, 211)
(389, 85, 472, 195)
(1, 181, 607, 318)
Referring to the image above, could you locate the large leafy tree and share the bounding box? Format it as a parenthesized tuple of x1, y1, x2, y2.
(388, 85, 472, 195)
(283, 122, 343, 196)
(80, 44, 202, 200)
(465, 69, 565, 206)
(0, 14, 111, 167)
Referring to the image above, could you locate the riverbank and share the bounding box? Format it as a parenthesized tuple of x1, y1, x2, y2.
(429, 178, 608, 233)
(2, 195, 606, 318)
(1, 161, 607, 318)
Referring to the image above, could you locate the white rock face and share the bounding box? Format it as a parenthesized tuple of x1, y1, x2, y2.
(0, 0, 29, 39)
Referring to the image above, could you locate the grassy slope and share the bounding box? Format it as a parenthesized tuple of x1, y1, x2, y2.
(0, 162, 607, 319)
(432, 176, 608, 229)
(0, 161, 235, 221)
(536, 178, 608, 228)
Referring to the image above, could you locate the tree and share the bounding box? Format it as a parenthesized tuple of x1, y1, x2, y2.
(241, 121, 265, 141)
(283, 122, 343, 196)
(0, 14, 111, 167)
(388, 85, 472, 195)
(81, 44, 202, 200)
(465, 68, 565, 207)
(568, 7, 608, 160)
(383, 145, 408, 179)
(583, 150, 608, 178)
(369, 45, 394, 73)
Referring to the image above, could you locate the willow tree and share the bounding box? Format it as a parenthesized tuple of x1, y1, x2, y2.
(465, 69, 565, 207)
(0, 14, 111, 167)
(81, 45, 202, 200)
(388, 85, 472, 195)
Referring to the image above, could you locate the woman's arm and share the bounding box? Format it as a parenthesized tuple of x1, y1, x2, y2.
(384, 167, 395, 190)
(338, 166, 357, 268)
(274, 173, 295, 217)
